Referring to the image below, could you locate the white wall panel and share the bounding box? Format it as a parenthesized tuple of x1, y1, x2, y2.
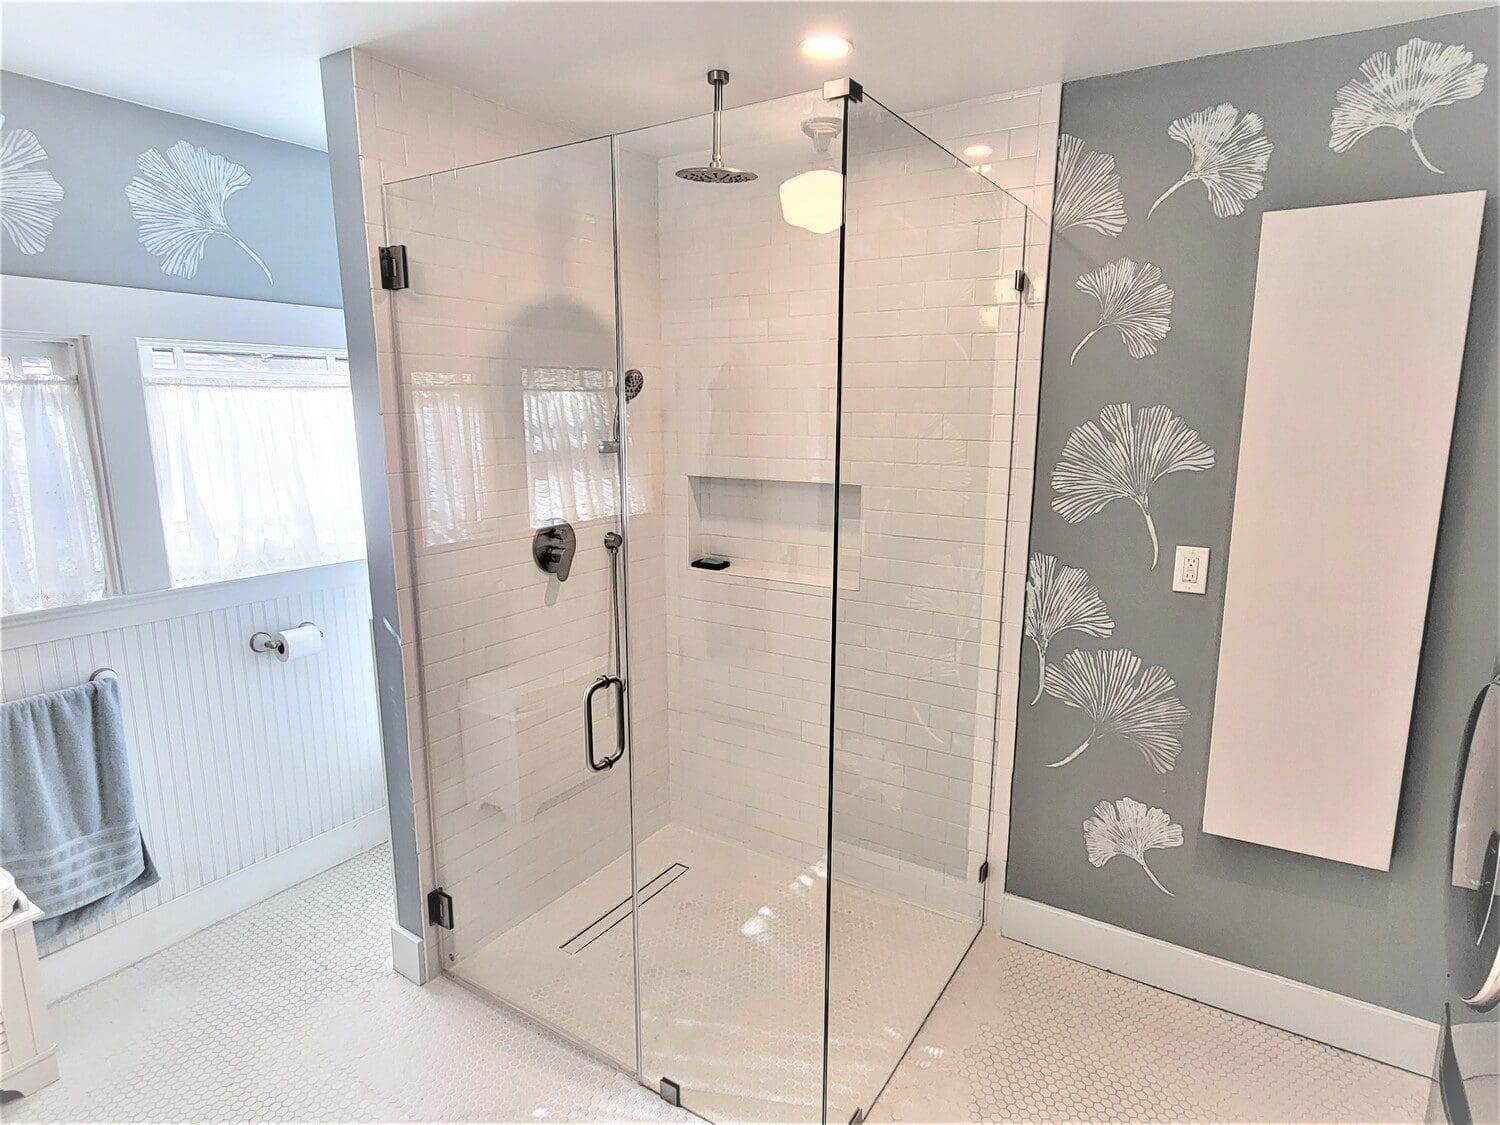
(1203, 191, 1486, 869)
(1, 561, 385, 989)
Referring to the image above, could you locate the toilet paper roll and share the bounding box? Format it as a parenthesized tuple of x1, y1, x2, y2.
(272, 624, 323, 663)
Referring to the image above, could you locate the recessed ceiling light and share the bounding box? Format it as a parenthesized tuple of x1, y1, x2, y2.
(801, 35, 852, 61)
(963, 143, 993, 159)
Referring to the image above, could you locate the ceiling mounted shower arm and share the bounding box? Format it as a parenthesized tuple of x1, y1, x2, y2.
(709, 68, 727, 170)
(676, 70, 756, 183)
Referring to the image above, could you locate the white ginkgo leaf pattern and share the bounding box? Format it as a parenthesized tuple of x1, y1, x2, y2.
(1051, 403, 1215, 570)
(1071, 258, 1173, 364)
(1330, 37, 1487, 174)
(1024, 553, 1114, 706)
(1054, 134, 1127, 237)
(1084, 796, 1184, 897)
(1043, 648, 1189, 773)
(126, 141, 273, 283)
(1149, 103, 1273, 219)
(0, 115, 65, 255)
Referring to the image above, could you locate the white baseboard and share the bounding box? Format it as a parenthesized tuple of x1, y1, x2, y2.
(390, 924, 426, 985)
(999, 893, 1439, 1076)
(42, 810, 390, 1000)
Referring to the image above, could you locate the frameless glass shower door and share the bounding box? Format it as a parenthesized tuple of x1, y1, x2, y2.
(827, 93, 1032, 1122)
(382, 136, 640, 1072)
(614, 88, 845, 1123)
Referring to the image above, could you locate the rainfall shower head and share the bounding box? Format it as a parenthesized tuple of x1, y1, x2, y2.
(676, 70, 757, 184)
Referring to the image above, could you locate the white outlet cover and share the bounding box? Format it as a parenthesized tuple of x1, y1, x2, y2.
(1173, 545, 1209, 594)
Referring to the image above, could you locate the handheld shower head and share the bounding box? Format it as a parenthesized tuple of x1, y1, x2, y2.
(598, 370, 644, 454)
(676, 70, 757, 184)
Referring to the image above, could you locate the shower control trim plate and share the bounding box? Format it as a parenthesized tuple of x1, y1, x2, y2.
(533, 521, 577, 581)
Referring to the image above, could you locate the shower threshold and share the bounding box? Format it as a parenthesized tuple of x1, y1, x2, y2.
(447, 823, 975, 1124)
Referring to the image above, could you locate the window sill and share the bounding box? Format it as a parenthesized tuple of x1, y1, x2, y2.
(2, 558, 370, 649)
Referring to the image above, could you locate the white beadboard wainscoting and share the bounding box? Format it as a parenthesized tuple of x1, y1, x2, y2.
(1, 560, 388, 998)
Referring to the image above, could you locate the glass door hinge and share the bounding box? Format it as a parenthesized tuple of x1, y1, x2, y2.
(850, 1108, 865, 1124)
(380, 244, 409, 290)
(659, 1078, 681, 1107)
(427, 887, 454, 929)
(1014, 269, 1028, 294)
(978, 860, 989, 884)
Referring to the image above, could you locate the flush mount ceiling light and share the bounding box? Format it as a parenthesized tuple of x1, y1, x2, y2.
(963, 143, 994, 159)
(781, 116, 844, 235)
(801, 34, 852, 61)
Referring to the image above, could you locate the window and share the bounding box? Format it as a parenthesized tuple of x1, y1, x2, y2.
(411, 369, 497, 547)
(522, 365, 641, 528)
(523, 365, 617, 527)
(1, 334, 114, 614)
(140, 342, 364, 586)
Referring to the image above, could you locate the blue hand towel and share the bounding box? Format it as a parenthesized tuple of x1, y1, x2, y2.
(1, 677, 158, 951)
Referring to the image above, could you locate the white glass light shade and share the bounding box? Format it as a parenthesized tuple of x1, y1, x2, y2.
(779, 168, 843, 234)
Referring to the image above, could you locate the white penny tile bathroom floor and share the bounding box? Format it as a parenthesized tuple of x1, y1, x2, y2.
(3, 844, 689, 1125)
(5, 842, 1429, 1124)
(871, 929, 1430, 1124)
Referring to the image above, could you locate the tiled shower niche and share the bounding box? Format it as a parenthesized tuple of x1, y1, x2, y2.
(686, 474, 862, 590)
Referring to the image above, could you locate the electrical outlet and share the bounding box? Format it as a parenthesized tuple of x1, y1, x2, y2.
(1173, 545, 1209, 594)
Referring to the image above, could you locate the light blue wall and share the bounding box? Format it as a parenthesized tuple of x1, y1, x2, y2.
(0, 72, 340, 307)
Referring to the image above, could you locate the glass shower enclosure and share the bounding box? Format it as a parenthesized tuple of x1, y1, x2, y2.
(381, 78, 1036, 1124)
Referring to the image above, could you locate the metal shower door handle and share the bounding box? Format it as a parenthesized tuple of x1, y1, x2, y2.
(584, 673, 625, 771)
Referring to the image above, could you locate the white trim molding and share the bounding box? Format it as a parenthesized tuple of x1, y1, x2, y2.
(2, 558, 369, 648)
(999, 894, 1439, 1075)
(390, 924, 426, 985)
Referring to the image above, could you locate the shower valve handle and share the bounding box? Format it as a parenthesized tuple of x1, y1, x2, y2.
(532, 521, 577, 581)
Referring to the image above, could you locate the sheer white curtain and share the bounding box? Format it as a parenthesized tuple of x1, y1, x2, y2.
(1, 338, 111, 614)
(412, 372, 494, 547)
(522, 365, 619, 527)
(142, 347, 364, 585)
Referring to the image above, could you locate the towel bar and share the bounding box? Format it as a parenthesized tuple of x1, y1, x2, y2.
(89, 668, 117, 682)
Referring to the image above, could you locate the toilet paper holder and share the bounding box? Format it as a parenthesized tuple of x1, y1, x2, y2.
(250, 622, 322, 656)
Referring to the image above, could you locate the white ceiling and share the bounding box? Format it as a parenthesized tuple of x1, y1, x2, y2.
(2, 1, 1489, 150)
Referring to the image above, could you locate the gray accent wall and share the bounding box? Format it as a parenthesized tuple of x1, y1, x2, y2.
(1007, 5, 1498, 1020)
(0, 71, 339, 307)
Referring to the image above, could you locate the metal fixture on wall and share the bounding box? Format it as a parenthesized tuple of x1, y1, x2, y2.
(598, 369, 644, 454)
(532, 521, 577, 580)
(584, 530, 627, 771)
(676, 71, 758, 184)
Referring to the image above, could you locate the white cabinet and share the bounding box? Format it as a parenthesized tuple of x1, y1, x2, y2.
(0, 900, 59, 1098)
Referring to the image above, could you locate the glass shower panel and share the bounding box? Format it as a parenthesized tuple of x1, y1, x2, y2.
(825, 95, 1029, 1122)
(614, 89, 844, 1123)
(381, 137, 639, 1071)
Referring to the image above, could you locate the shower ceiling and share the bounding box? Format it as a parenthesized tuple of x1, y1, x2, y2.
(1, 0, 1483, 149)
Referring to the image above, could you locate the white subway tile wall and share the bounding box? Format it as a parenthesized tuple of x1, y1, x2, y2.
(643, 93, 844, 872)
